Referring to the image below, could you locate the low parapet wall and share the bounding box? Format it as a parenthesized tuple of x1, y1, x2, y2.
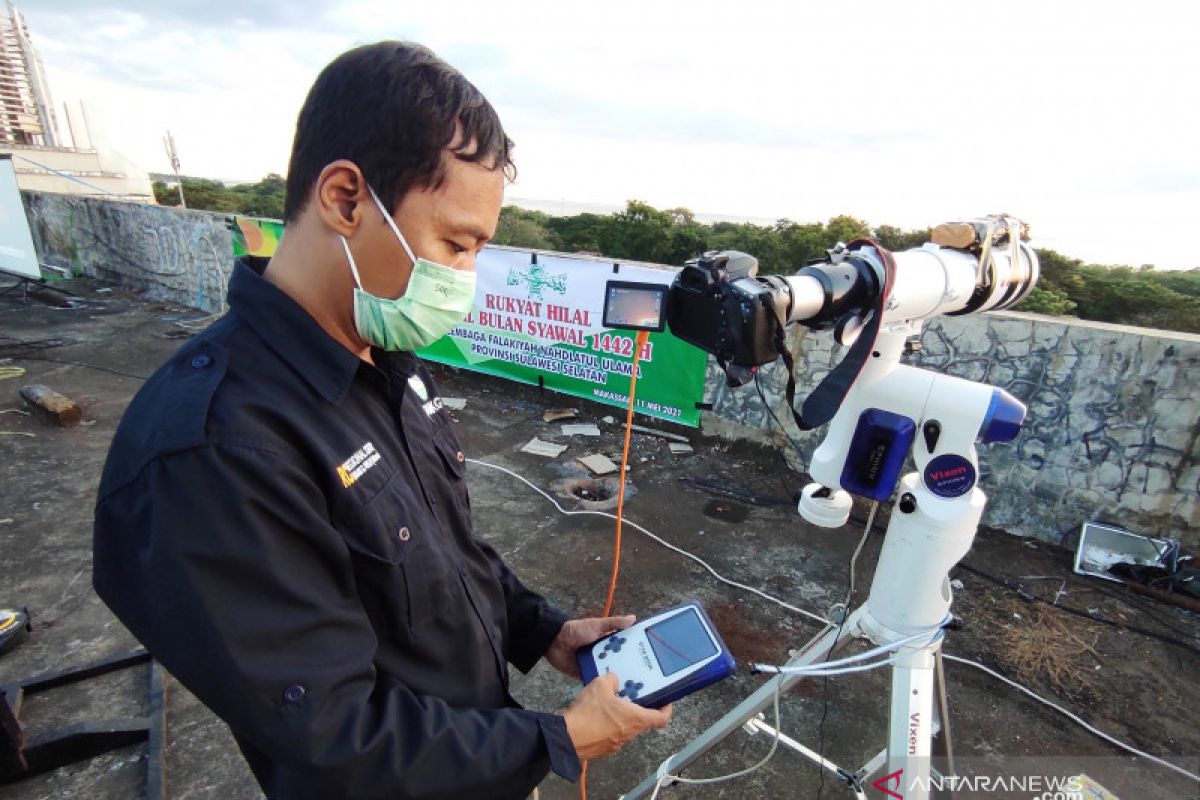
(23, 190, 234, 313)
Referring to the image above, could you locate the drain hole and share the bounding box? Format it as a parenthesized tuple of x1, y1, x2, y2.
(570, 480, 613, 501)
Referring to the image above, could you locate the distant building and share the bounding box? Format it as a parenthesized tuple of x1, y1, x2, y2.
(0, 1, 154, 201)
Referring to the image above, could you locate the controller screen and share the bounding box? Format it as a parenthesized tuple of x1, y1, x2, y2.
(603, 284, 666, 330)
(645, 609, 718, 677)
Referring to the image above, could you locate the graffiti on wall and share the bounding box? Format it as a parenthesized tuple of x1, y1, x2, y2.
(23, 192, 235, 314)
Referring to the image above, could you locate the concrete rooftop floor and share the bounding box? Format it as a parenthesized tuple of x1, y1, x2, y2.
(1, 277, 1198, 800)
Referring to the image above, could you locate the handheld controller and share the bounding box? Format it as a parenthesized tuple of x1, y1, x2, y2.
(577, 602, 736, 708)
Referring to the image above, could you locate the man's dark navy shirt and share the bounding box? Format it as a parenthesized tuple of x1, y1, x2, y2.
(93, 258, 582, 799)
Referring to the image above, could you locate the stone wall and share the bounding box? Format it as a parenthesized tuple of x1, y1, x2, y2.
(23, 191, 234, 313)
(707, 313, 1200, 549)
(19, 192, 1198, 547)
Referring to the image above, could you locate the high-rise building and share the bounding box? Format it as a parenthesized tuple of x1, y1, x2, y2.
(0, 0, 58, 147)
(0, 2, 153, 201)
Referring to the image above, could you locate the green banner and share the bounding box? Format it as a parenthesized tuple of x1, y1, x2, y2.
(420, 247, 707, 426)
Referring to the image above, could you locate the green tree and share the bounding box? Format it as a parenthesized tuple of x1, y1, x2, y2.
(824, 215, 871, 246)
(873, 224, 930, 252)
(229, 173, 286, 220)
(493, 206, 558, 250)
(1015, 287, 1078, 316)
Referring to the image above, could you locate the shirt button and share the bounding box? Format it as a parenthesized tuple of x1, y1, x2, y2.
(398, 527, 410, 541)
(282, 684, 306, 704)
(190, 353, 212, 369)
(455, 451, 465, 463)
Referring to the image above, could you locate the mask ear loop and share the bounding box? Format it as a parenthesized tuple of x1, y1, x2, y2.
(340, 236, 364, 290)
(367, 185, 418, 267)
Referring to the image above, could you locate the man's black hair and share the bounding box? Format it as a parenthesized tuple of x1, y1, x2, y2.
(283, 41, 515, 222)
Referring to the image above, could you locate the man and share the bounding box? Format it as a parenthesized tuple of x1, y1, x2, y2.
(93, 42, 671, 799)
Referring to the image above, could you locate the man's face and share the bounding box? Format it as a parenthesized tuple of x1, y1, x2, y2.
(357, 152, 504, 300)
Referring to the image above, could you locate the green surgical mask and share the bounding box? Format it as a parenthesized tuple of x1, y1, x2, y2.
(340, 185, 477, 352)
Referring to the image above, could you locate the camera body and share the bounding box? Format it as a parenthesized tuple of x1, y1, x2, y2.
(666, 251, 784, 379)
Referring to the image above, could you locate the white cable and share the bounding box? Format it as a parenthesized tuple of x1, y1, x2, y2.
(753, 632, 927, 674)
(758, 658, 895, 677)
(647, 682, 784, 800)
(469, 457, 1200, 789)
(846, 501, 877, 602)
(942, 654, 1200, 785)
(466, 458, 832, 627)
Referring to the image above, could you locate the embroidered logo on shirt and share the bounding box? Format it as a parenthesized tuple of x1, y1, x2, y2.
(409, 374, 445, 417)
(336, 442, 380, 488)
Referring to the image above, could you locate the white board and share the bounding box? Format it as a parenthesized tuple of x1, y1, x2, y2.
(0, 155, 41, 280)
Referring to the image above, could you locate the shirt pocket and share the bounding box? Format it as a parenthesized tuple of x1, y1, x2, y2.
(432, 424, 470, 511)
(332, 471, 453, 639)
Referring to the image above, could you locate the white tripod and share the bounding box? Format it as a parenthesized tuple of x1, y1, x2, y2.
(623, 323, 1028, 800)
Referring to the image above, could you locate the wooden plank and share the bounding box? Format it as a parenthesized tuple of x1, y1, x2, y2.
(19, 385, 81, 428)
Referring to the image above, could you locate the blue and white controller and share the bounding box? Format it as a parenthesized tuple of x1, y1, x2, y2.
(577, 601, 736, 708)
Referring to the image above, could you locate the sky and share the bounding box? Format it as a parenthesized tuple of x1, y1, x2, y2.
(23, 0, 1200, 269)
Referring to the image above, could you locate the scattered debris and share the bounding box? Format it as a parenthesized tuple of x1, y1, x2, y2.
(703, 499, 749, 523)
(950, 578, 965, 590)
(578, 453, 620, 476)
(561, 423, 601, 437)
(628, 423, 689, 443)
(1071, 774, 1118, 800)
(1075, 521, 1179, 583)
(0, 519, 12, 525)
(520, 437, 568, 458)
(20, 384, 82, 428)
(0, 366, 25, 381)
(543, 407, 579, 423)
(27, 284, 79, 308)
(983, 600, 1103, 704)
(0, 432, 35, 437)
(441, 397, 468, 411)
(601, 416, 615, 425)
(669, 442, 694, 455)
(95, 287, 113, 294)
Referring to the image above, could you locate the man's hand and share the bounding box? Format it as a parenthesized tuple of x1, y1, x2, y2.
(562, 673, 673, 760)
(545, 615, 635, 679)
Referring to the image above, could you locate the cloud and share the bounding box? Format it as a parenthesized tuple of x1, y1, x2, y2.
(16, 0, 1200, 268)
(24, 0, 340, 31)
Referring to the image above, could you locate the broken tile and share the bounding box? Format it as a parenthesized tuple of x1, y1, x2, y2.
(561, 423, 601, 437)
(441, 397, 467, 410)
(669, 442, 694, 455)
(578, 453, 620, 475)
(543, 408, 579, 423)
(520, 437, 568, 457)
(628, 423, 689, 443)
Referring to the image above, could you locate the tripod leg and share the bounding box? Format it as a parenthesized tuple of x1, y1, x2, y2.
(882, 647, 936, 800)
(622, 620, 854, 800)
(932, 649, 954, 778)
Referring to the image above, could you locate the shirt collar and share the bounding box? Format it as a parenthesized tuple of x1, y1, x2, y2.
(227, 257, 362, 405)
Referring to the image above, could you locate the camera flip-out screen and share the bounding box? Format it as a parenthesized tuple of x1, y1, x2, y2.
(602, 281, 668, 332)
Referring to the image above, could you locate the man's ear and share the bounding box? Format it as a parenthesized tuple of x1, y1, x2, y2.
(313, 160, 368, 238)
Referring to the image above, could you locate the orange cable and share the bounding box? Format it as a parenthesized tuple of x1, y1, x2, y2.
(582, 329, 650, 800)
(603, 329, 648, 617)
